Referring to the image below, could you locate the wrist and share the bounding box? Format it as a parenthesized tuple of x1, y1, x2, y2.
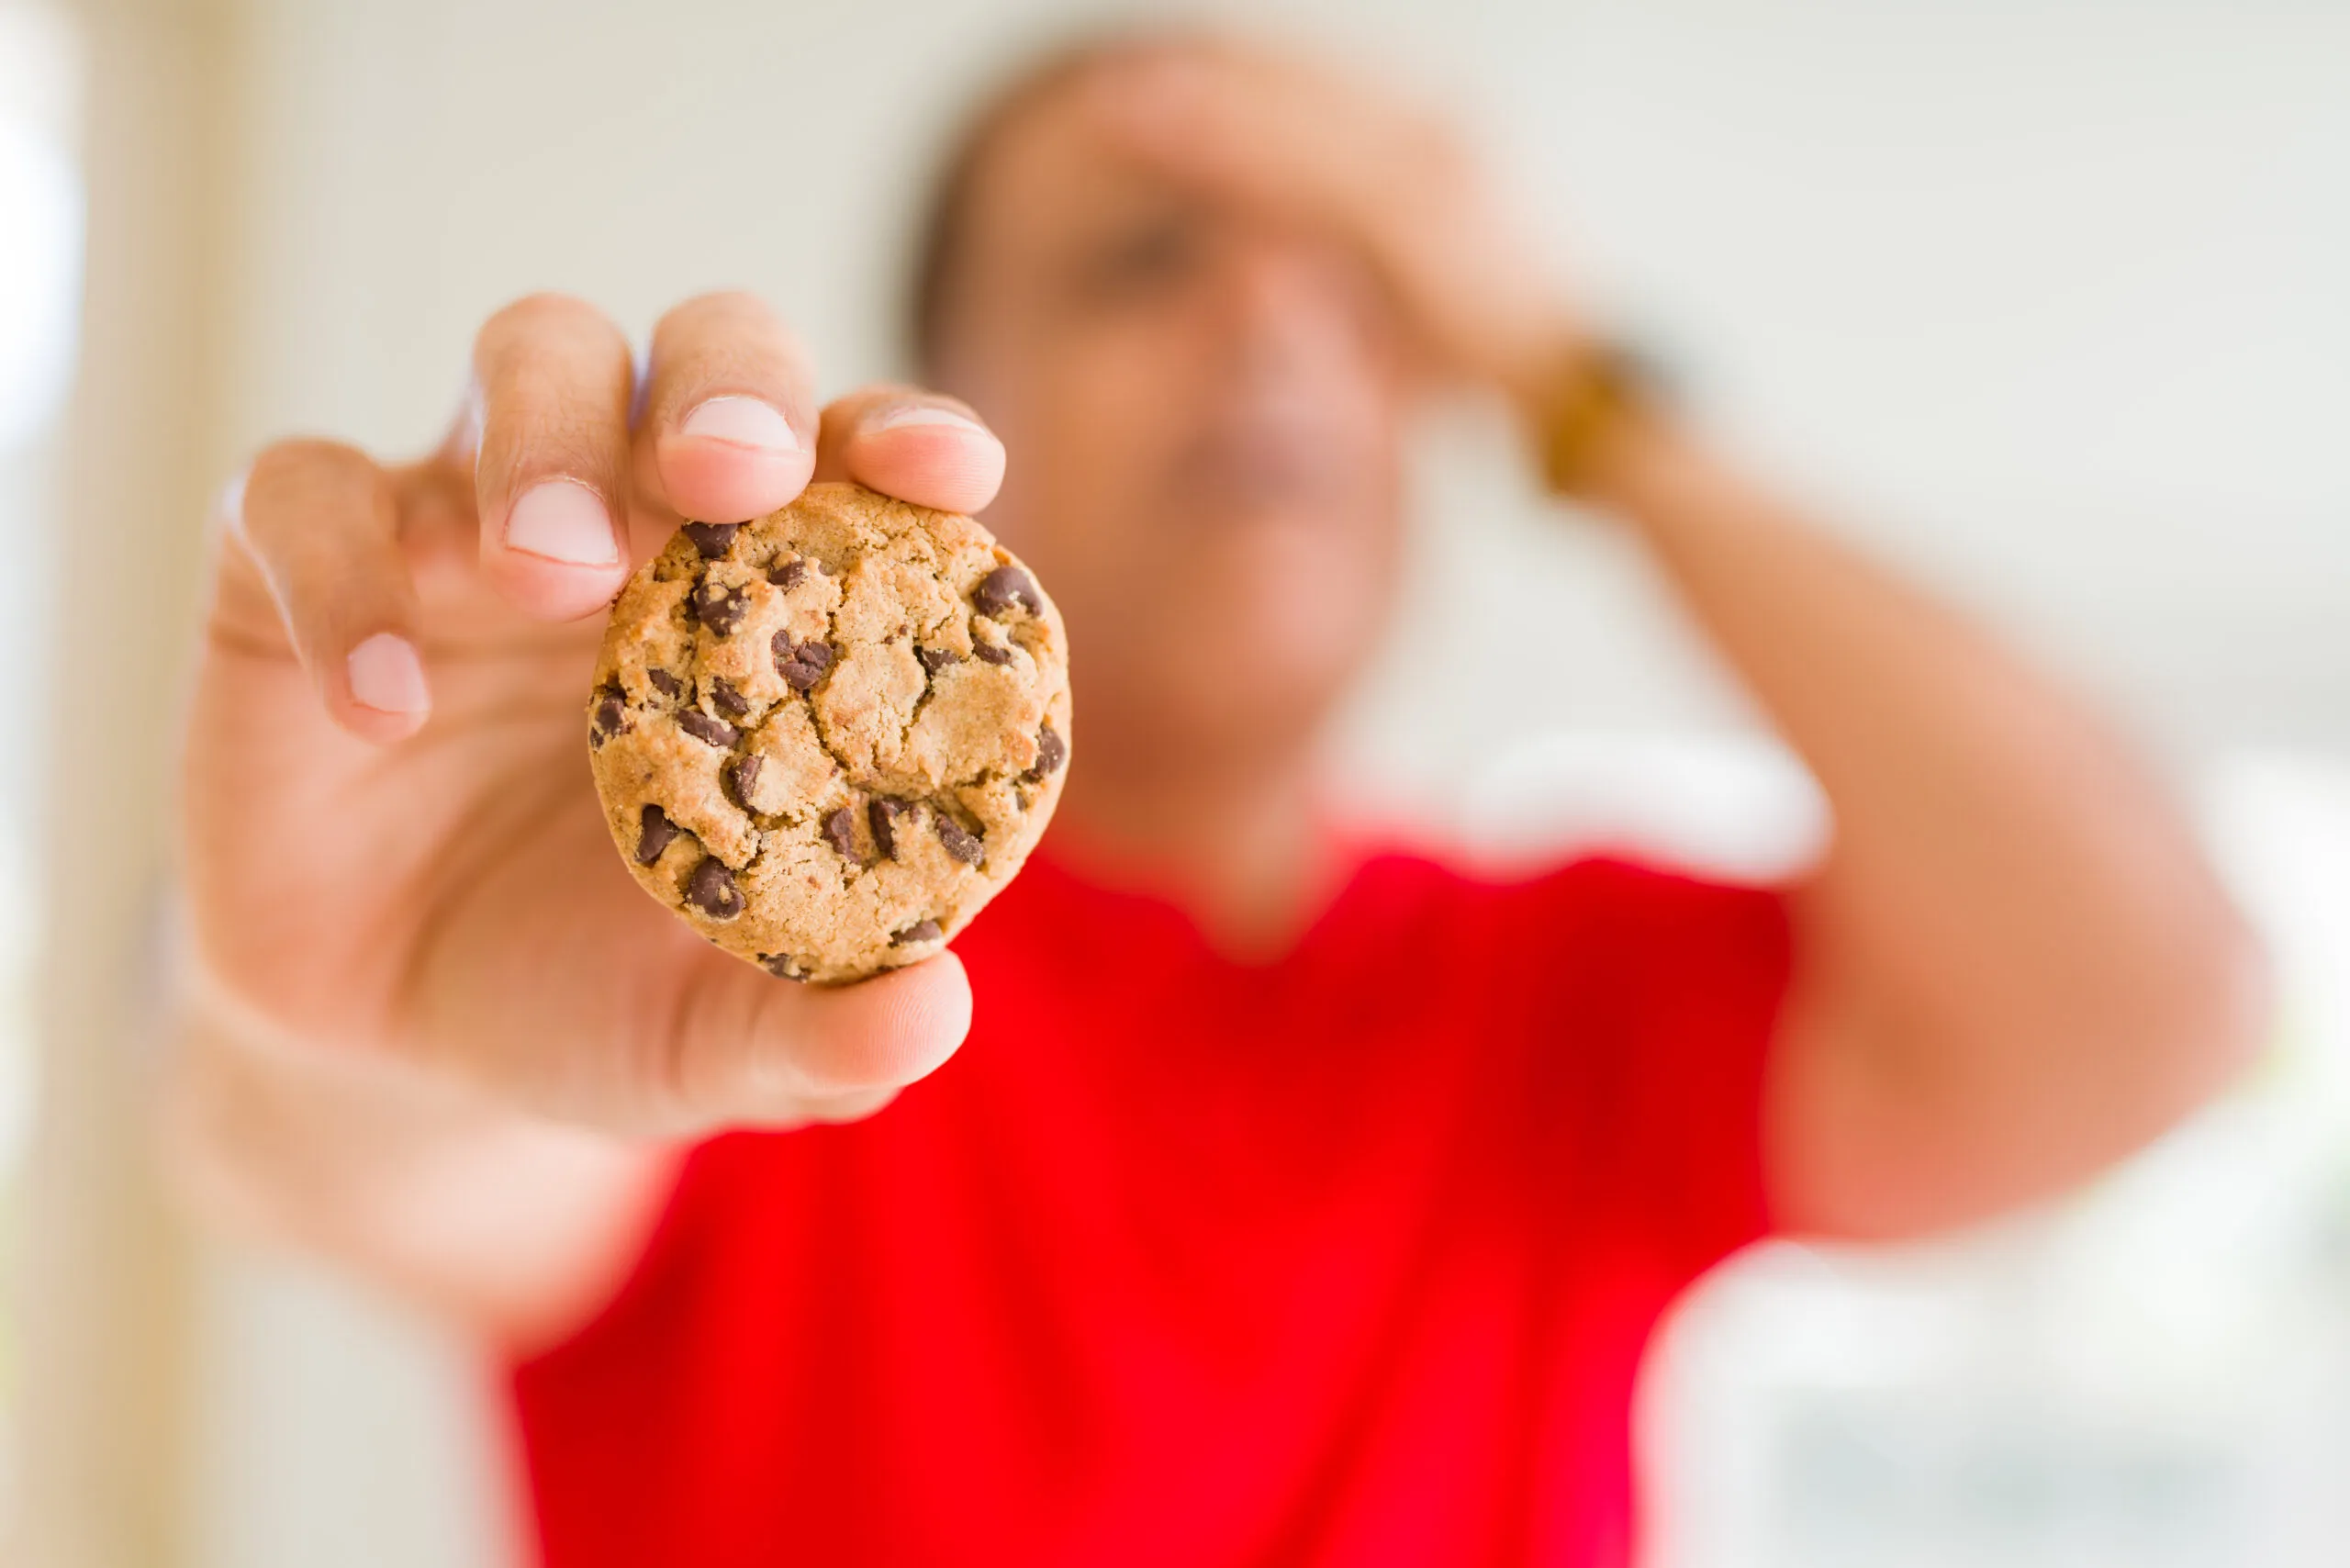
(1528, 338, 1675, 503)
(1491, 314, 1587, 426)
(1567, 399, 1697, 516)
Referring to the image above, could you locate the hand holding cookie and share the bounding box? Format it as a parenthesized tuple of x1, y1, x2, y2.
(183, 291, 1006, 1136)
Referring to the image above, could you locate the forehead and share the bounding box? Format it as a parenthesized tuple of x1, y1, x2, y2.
(955, 55, 1189, 268)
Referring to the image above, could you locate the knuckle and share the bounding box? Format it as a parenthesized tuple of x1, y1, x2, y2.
(648, 292, 810, 415)
(485, 289, 602, 338)
(476, 292, 627, 380)
(490, 409, 627, 492)
(238, 439, 375, 549)
(649, 975, 736, 1121)
(655, 969, 854, 1121)
(658, 288, 772, 339)
(780, 1040, 890, 1100)
(248, 435, 364, 480)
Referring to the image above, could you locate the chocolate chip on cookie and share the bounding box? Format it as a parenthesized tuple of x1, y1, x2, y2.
(589, 682, 628, 747)
(890, 919, 942, 946)
(677, 710, 739, 748)
(774, 635, 834, 692)
(868, 797, 908, 860)
(635, 803, 680, 865)
(680, 521, 740, 559)
(974, 566, 1042, 619)
(685, 857, 744, 920)
(934, 813, 984, 867)
(725, 755, 763, 808)
(822, 806, 860, 863)
(1025, 722, 1067, 782)
(688, 578, 749, 635)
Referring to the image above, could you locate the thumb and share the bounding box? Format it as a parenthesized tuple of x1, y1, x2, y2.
(658, 951, 975, 1131)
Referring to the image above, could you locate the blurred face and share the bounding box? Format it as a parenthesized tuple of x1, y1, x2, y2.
(936, 58, 1412, 779)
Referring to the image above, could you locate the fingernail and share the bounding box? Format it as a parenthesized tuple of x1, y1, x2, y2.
(678, 395, 800, 454)
(505, 480, 619, 566)
(868, 404, 990, 437)
(348, 633, 429, 715)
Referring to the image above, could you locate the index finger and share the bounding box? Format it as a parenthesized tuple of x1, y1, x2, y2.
(469, 293, 637, 621)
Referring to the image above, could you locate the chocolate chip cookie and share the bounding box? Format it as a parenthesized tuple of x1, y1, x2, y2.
(587, 482, 1070, 984)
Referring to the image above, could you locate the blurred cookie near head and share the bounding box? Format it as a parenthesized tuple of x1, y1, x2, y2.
(588, 482, 1071, 984)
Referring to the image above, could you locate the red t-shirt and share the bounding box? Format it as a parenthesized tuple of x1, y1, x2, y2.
(508, 846, 1792, 1567)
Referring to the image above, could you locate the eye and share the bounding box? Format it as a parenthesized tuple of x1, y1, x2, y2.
(1071, 211, 1203, 306)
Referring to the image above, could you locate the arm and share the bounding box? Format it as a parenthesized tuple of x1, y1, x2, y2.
(1576, 413, 2266, 1238)
(166, 981, 672, 1352)
(1094, 45, 2268, 1240)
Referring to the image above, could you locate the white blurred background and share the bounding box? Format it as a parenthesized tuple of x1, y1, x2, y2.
(3, 0, 2345, 1563)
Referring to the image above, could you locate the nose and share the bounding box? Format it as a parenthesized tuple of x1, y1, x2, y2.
(1214, 231, 1366, 385)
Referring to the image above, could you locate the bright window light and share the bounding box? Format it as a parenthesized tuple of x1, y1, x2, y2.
(0, 114, 80, 453)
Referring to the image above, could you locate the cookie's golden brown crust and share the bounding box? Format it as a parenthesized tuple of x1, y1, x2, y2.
(588, 483, 1070, 983)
